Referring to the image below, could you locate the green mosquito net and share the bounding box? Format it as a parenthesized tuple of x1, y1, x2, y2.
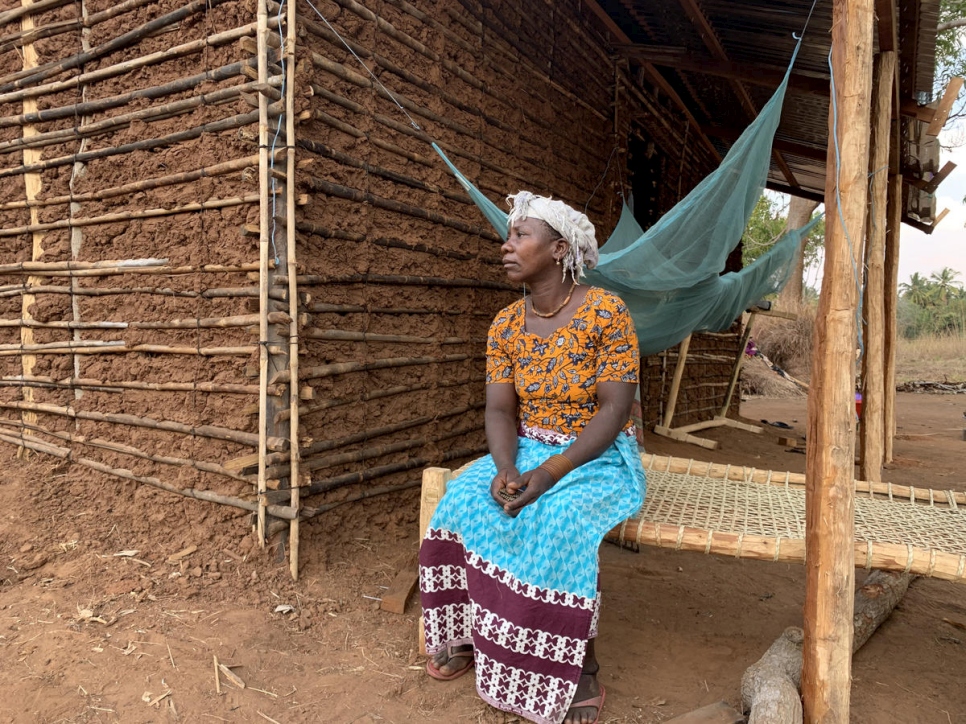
(433, 44, 820, 356)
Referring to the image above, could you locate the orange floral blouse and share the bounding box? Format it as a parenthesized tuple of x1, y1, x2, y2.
(485, 287, 640, 440)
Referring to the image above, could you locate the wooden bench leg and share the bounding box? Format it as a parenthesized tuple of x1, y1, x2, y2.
(417, 467, 452, 654)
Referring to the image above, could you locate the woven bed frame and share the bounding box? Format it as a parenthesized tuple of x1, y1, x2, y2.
(419, 453, 966, 584)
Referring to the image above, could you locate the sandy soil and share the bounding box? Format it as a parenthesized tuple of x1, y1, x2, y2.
(1, 391, 965, 724)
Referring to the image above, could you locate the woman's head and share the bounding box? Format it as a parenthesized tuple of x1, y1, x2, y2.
(505, 191, 598, 282)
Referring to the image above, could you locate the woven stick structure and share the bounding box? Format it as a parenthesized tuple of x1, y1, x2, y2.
(440, 453, 966, 584)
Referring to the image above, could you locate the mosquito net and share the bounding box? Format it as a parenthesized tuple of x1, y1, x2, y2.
(433, 43, 821, 355)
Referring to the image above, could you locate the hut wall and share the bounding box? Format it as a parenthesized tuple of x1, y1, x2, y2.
(0, 0, 737, 533)
(293, 0, 623, 503)
(0, 0, 266, 522)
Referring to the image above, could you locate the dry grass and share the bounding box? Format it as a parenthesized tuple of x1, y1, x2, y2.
(895, 333, 966, 383)
(740, 354, 807, 398)
(742, 308, 966, 390)
(752, 304, 816, 380)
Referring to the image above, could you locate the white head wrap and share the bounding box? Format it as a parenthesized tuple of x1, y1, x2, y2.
(506, 191, 598, 280)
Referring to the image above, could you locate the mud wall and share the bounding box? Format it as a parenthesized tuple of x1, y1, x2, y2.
(0, 0, 268, 523)
(0, 0, 733, 540)
(289, 0, 724, 508)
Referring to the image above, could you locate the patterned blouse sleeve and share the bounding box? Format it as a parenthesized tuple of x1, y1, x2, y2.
(485, 310, 515, 384)
(595, 293, 640, 384)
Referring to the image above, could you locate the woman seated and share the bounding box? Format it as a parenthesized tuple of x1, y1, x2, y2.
(419, 191, 646, 724)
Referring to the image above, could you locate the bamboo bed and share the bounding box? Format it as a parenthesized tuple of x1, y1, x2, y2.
(421, 453, 966, 584)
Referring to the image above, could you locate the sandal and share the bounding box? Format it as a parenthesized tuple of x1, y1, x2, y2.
(425, 642, 474, 681)
(567, 679, 605, 724)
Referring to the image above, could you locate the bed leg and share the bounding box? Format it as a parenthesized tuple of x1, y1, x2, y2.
(418, 467, 452, 654)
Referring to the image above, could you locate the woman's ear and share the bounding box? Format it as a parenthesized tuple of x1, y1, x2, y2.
(553, 237, 569, 261)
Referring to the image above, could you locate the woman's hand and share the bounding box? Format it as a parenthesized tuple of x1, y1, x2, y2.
(500, 467, 556, 517)
(489, 465, 521, 508)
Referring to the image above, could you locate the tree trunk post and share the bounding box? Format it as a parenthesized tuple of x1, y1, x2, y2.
(860, 51, 896, 482)
(882, 172, 902, 464)
(802, 0, 874, 721)
(777, 196, 820, 310)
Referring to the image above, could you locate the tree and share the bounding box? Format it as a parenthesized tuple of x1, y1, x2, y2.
(928, 266, 963, 303)
(777, 197, 822, 309)
(742, 194, 825, 308)
(936, 0, 966, 126)
(898, 272, 935, 307)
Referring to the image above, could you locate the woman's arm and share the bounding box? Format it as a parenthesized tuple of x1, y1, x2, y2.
(485, 382, 519, 472)
(554, 380, 636, 466)
(502, 381, 635, 514)
(485, 382, 523, 506)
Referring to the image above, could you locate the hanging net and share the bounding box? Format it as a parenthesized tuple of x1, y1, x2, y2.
(433, 41, 822, 356)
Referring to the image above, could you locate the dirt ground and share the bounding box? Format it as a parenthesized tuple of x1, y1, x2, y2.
(2, 392, 965, 724)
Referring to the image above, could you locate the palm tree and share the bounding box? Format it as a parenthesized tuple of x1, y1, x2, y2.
(899, 272, 936, 307)
(929, 267, 963, 304)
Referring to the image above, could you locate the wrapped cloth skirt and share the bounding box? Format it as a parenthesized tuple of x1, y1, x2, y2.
(419, 433, 645, 724)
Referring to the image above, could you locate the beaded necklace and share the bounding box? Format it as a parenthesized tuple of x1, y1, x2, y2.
(530, 279, 577, 318)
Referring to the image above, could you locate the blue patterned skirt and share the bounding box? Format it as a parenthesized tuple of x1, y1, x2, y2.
(419, 433, 645, 724)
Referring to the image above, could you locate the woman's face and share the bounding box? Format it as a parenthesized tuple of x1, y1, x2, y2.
(501, 217, 564, 284)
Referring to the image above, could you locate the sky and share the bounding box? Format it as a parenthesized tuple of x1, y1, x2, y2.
(897, 139, 966, 287)
(796, 133, 966, 293)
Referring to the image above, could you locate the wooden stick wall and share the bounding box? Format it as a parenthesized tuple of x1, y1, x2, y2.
(0, 0, 726, 577)
(0, 0, 289, 540)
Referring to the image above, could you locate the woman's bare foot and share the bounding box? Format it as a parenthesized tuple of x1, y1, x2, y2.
(564, 667, 602, 724)
(428, 643, 473, 679)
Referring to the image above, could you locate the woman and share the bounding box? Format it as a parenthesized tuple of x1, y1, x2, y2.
(419, 191, 646, 724)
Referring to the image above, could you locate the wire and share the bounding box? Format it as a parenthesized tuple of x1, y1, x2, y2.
(584, 146, 619, 213)
(302, 0, 422, 131)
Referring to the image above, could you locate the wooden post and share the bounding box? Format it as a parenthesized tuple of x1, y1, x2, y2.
(718, 314, 755, 418)
(284, 0, 301, 580)
(802, 1, 874, 722)
(860, 52, 896, 482)
(18, 0, 48, 443)
(661, 334, 691, 428)
(256, 0, 270, 545)
(883, 173, 902, 464)
(418, 467, 452, 654)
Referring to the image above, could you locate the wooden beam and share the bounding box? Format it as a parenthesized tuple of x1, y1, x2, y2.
(802, 0, 874, 721)
(875, 0, 898, 52)
(883, 173, 902, 464)
(581, 0, 721, 162)
(674, 0, 797, 186)
(765, 181, 825, 204)
(905, 159, 956, 194)
(622, 47, 831, 95)
(926, 77, 964, 136)
(901, 211, 950, 234)
(705, 124, 828, 161)
(860, 52, 896, 483)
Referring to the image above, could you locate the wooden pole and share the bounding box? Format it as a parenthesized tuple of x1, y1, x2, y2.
(0, 110, 260, 179)
(284, 0, 301, 581)
(18, 0, 44, 454)
(0, 60, 254, 129)
(0, 155, 259, 211)
(0, 375, 266, 396)
(802, 0, 874, 720)
(0, 400, 288, 450)
(0, 418, 252, 483)
(860, 52, 896, 482)
(0, 21, 276, 107)
(0, 194, 260, 236)
(0, 0, 230, 91)
(0, 78, 278, 154)
(883, 174, 902, 464)
(256, 0, 270, 547)
(660, 334, 691, 428)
